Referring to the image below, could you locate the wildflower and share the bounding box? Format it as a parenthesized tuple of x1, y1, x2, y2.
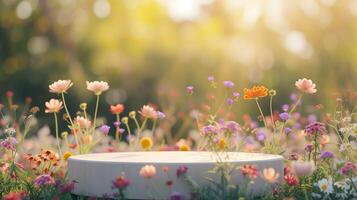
(243, 86, 269, 100)
(4, 128, 16, 136)
(284, 174, 299, 186)
(162, 166, 170, 172)
(217, 138, 226, 150)
(233, 92, 240, 100)
(202, 125, 219, 135)
(63, 152, 73, 161)
(139, 105, 157, 119)
(262, 168, 280, 183)
(49, 80, 73, 94)
(279, 112, 290, 121)
(59, 181, 75, 193)
(112, 176, 130, 189)
(284, 128, 292, 134)
(3, 191, 27, 200)
(269, 89, 277, 96)
(256, 131, 266, 141)
(99, 125, 111, 135)
(241, 164, 258, 180)
(45, 99, 63, 113)
(86, 81, 109, 95)
(30, 106, 40, 113)
(139, 165, 156, 179)
(170, 192, 186, 200)
(227, 98, 234, 106)
(179, 145, 190, 151)
(341, 162, 357, 176)
(320, 151, 334, 160)
(34, 174, 56, 188)
(282, 104, 289, 112)
(140, 137, 153, 150)
(74, 116, 91, 129)
(304, 121, 327, 135)
(80, 103, 87, 111)
(121, 117, 129, 124)
(1, 137, 17, 151)
(304, 144, 314, 153)
(176, 165, 188, 178)
(223, 81, 235, 88)
(6, 90, 14, 97)
(61, 131, 68, 138)
(186, 86, 194, 95)
(225, 121, 241, 133)
(156, 111, 166, 119)
(317, 177, 333, 194)
(292, 161, 315, 177)
(129, 111, 136, 118)
(110, 104, 125, 114)
(208, 76, 214, 82)
(295, 78, 317, 94)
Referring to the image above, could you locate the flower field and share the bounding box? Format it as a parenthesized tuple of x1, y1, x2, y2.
(0, 77, 356, 200)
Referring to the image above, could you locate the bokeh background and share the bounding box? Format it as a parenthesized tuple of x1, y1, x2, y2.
(1, 0, 357, 128)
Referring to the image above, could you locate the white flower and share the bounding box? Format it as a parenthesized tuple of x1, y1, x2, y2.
(86, 81, 109, 95)
(49, 80, 73, 93)
(317, 177, 334, 194)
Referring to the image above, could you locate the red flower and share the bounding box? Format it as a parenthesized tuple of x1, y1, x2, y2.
(112, 176, 130, 189)
(110, 104, 125, 114)
(3, 191, 27, 200)
(284, 174, 299, 186)
(6, 90, 14, 98)
(166, 180, 173, 186)
(241, 164, 258, 180)
(176, 165, 188, 178)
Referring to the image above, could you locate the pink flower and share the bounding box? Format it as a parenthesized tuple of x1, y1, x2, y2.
(262, 168, 280, 183)
(295, 78, 317, 94)
(139, 105, 157, 119)
(139, 165, 156, 179)
(241, 164, 258, 180)
(292, 161, 315, 177)
(3, 191, 27, 200)
(74, 116, 92, 129)
(45, 99, 63, 113)
(49, 80, 73, 93)
(112, 176, 130, 189)
(86, 81, 109, 95)
(176, 165, 188, 178)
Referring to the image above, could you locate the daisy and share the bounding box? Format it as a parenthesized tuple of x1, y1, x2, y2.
(317, 177, 334, 194)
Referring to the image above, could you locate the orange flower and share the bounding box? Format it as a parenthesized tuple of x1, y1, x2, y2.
(243, 86, 268, 100)
(110, 104, 125, 114)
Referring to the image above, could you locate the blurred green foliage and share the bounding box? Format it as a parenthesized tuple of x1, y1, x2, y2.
(1, 0, 357, 122)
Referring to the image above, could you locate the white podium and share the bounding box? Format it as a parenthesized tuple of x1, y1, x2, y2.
(68, 151, 283, 199)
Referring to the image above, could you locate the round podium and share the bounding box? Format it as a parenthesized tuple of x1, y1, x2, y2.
(68, 151, 283, 199)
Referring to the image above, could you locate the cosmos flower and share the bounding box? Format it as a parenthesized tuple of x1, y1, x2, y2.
(45, 99, 63, 113)
(243, 86, 269, 100)
(139, 105, 157, 119)
(86, 81, 109, 95)
(295, 78, 317, 94)
(74, 116, 92, 129)
(49, 80, 73, 94)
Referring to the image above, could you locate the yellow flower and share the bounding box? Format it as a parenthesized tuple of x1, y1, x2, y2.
(129, 111, 136, 119)
(218, 138, 226, 150)
(179, 145, 190, 151)
(140, 137, 153, 150)
(121, 117, 129, 124)
(63, 152, 73, 161)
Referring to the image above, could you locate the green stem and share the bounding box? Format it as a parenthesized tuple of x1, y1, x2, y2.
(61, 92, 74, 126)
(93, 95, 100, 132)
(151, 119, 157, 135)
(115, 114, 120, 142)
(54, 113, 62, 157)
(289, 94, 303, 115)
(269, 95, 276, 130)
(255, 99, 267, 128)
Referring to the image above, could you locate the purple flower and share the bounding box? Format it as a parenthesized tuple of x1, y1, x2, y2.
(208, 76, 214, 82)
(290, 93, 298, 102)
(202, 125, 219, 135)
(227, 98, 234, 106)
(320, 151, 334, 159)
(256, 131, 266, 141)
(157, 111, 166, 119)
(113, 121, 120, 127)
(305, 144, 314, 152)
(59, 181, 75, 194)
(294, 123, 301, 129)
(233, 92, 240, 98)
(282, 104, 289, 112)
(223, 81, 235, 88)
(119, 128, 125, 134)
(170, 192, 186, 200)
(279, 112, 290, 121)
(99, 125, 110, 135)
(225, 121, 241, 133)
(284, 127, 292, 134)
(0, 137, 17, 150)
(186, 86, 194, 95)
(305, 121, 327, 135)
(34, 174, 55, 188)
